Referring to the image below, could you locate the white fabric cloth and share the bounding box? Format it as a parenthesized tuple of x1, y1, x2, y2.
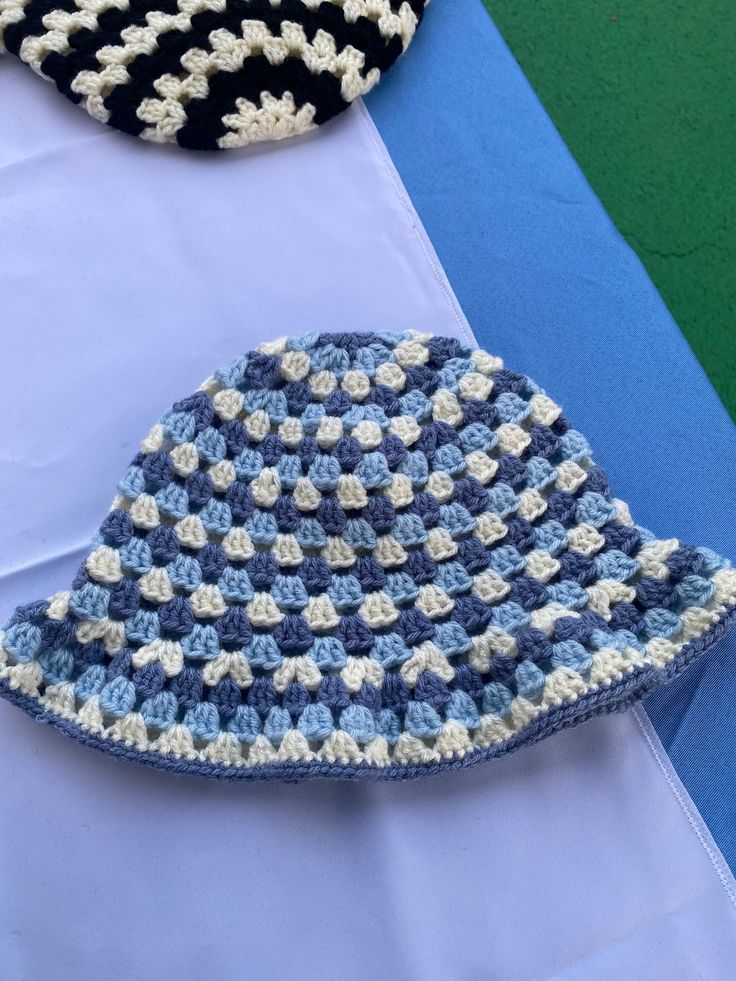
(1, 59, 735, 981)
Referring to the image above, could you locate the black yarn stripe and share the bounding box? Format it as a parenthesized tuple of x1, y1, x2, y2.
(100, 0, 402, 143)
(35, 0, 403, 141)
(38, 0, 180, 104)
(104, 26, 212, 137)
(14, 0, 419, 146)
(41, 0, 402, 101)
(174, 56, 348, 150)
(272, 0, 406, 73)
(120, 0, 404, 94)
(3, 0, 79, 56)
(6, 0, 424, 64)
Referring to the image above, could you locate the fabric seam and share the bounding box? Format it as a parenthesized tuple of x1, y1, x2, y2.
(633, 704, 736, 909)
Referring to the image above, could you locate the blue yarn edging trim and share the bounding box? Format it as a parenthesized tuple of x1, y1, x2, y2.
(1, 604, 734, 783)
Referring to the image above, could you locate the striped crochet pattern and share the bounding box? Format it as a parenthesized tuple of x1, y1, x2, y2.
(1, 331, 734, 780)
(0, 0, 426, 149)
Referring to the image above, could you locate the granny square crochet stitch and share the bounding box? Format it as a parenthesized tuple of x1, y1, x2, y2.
(0, 0, 427, 149)
(1, 331, 734, 780)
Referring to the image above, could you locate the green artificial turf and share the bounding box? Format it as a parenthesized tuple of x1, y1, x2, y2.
(482, 0, 736, 420)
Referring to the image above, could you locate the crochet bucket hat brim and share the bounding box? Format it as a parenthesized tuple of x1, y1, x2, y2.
(0, 0, 427, 150)
(1, 331, 734, 781)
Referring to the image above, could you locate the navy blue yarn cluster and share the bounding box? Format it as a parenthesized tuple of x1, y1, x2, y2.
(0, 330, 733, 779)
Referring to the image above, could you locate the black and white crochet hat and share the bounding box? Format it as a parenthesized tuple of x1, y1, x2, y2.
(1, 332, 734, 781)
(0, 0, 427, 149)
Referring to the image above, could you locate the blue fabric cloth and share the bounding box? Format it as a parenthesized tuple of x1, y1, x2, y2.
(367, 0, 736, 868)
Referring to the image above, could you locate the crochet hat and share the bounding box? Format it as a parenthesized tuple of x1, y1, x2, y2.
(1, 331, 734, 780)
(0, 0, 427, 150)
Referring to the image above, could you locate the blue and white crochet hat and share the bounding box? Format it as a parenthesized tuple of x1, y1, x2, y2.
(1, 331, 734, 780)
